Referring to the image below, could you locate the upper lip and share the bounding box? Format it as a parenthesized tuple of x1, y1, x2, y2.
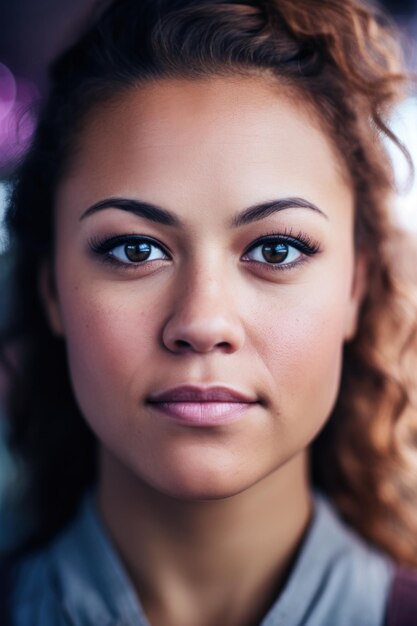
(147, 385, 258, 403)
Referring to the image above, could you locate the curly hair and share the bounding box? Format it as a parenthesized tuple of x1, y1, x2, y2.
(1, 0, 417, 565)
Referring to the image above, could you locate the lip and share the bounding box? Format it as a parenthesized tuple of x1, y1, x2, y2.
(147, 384, 258, 403)
(146, 385, 259, 427)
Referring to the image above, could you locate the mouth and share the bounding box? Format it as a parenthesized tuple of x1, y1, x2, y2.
(146, 384, 259, 427)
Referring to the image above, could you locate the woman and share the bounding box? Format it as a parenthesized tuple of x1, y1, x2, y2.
(1, 0, 417, 623)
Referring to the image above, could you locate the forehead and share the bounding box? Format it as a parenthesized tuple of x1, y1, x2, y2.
(58, 75, 352, 219)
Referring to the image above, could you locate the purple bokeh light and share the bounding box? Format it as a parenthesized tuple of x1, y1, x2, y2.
(0, 63, 38, 171)
(0, 63, 16, 122)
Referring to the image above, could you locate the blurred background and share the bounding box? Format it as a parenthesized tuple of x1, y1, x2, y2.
(0, 0, 416, 546)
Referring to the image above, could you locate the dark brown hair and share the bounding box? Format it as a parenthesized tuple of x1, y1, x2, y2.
(2, 0, 417, 565)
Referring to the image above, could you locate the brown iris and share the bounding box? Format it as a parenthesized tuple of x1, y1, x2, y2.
(124, 241, 152, 262)
(262, 242, 288, 263)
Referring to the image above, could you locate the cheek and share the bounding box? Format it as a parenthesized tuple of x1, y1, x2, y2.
(254, 282, 350, 437)
(58, 280, 160, 431)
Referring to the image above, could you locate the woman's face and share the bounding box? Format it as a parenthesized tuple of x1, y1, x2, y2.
(43, 75, 364, 499)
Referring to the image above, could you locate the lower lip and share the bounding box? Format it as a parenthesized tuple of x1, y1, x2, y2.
(148, 401, 256, 427)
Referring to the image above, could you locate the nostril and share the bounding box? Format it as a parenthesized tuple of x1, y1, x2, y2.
(171, 338, 233, 353)
(175, 339, 192, 349)
(162, 314, 245, 354)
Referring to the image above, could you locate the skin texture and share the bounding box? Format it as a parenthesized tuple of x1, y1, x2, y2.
(41, 75, 366, 626)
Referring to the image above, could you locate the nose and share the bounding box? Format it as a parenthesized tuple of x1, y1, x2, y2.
(161, 267, 245, 355)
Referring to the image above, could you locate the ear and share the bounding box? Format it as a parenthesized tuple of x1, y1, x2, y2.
(38, 261, 65, 336)
(344, 251, 368, 341)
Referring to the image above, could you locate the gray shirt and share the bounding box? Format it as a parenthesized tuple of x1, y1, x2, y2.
(10, 489, 394, 625)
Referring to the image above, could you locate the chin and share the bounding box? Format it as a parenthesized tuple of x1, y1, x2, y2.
(107, 433, 280, 502)
(153, 476, 255, 502)
(142, 456, 267, 502)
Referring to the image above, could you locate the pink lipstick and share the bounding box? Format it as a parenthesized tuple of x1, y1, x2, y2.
(146, 385, 258, 427)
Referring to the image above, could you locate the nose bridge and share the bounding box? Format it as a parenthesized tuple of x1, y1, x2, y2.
(186, 254, 225, 301)
(161, 253, 244, 354)
(180, 248, 238, 314)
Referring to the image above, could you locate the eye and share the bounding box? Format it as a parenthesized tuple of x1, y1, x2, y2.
(244, 240, 301, 265)
(242, 233, 319, 269)
(89, 235, 170, 266)
(111, 239, 169, 264)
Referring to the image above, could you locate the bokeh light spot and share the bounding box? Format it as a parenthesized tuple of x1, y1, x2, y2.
(0, 63, 16, 122)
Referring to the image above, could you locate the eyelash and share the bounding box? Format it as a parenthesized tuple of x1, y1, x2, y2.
(88, 228, 321, 273)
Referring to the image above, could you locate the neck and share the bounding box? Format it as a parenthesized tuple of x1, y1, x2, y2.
(97, 450, 313, 626)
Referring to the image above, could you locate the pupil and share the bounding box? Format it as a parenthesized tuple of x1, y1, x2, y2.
(125, 242, 151, 262)
(262, 242, 288, 263)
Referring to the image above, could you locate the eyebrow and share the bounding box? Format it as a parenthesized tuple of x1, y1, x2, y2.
(79, 196, 328, 227)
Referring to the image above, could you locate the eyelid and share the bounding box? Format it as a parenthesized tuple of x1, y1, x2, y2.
(243, 230, 319, 254)
(89, 233, 171, 254)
